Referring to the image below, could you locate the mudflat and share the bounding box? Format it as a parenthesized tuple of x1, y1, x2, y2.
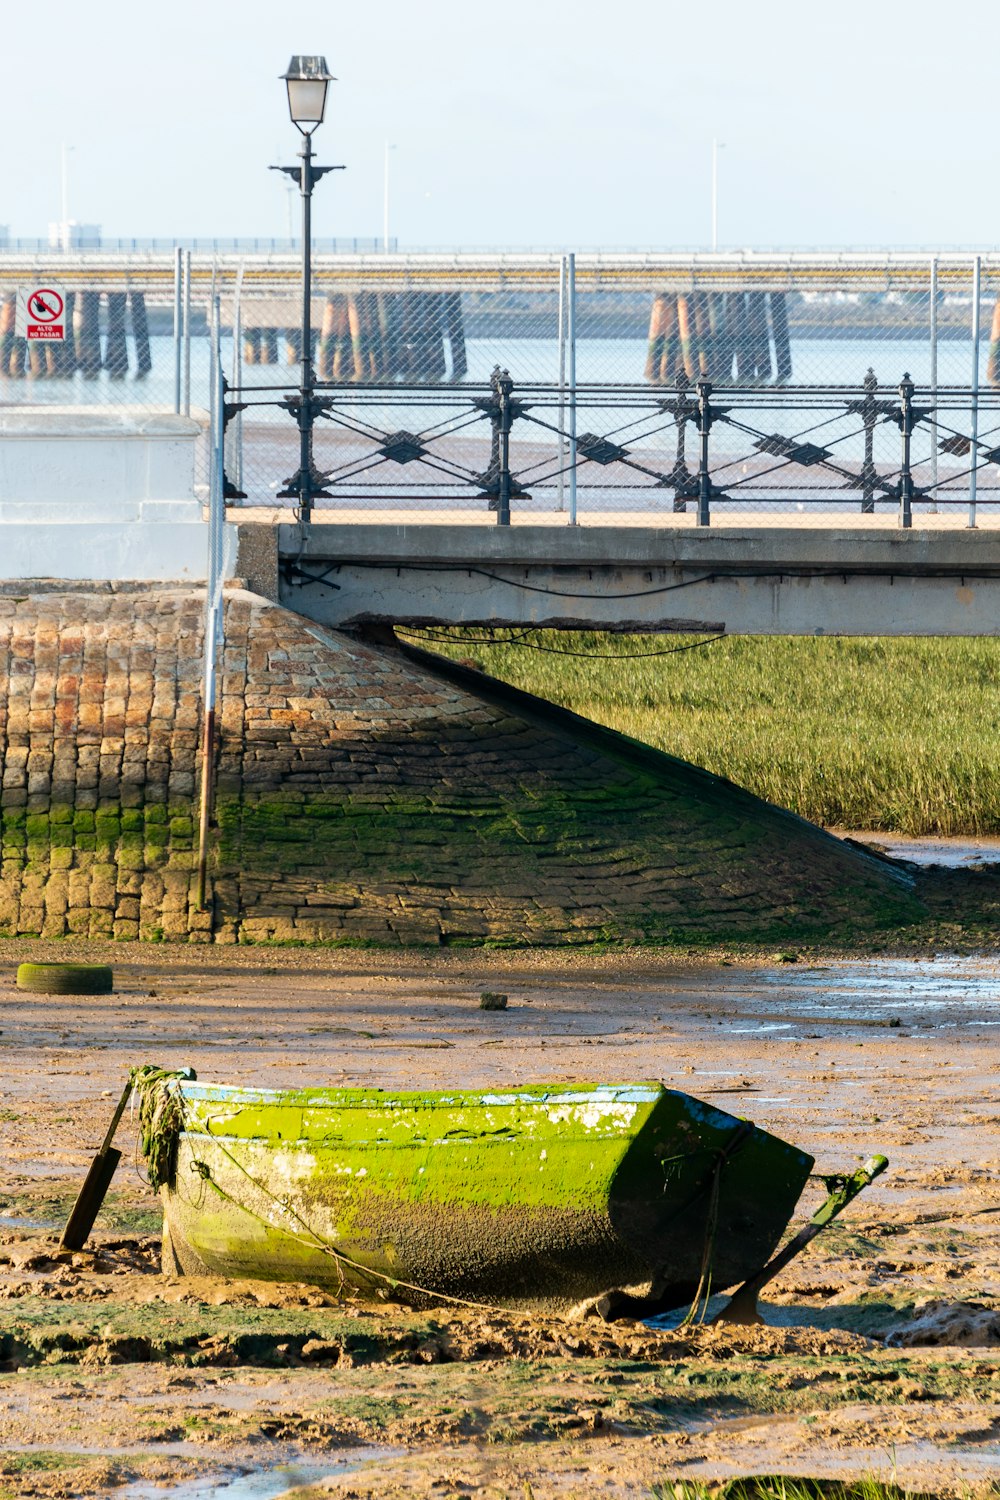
(0, 941, 997, 1498)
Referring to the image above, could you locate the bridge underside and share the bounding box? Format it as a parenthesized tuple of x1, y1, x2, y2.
(239, 524, 1000, 637)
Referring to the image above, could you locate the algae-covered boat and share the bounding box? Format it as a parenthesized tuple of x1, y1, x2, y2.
(136, 1074, 814, 1316)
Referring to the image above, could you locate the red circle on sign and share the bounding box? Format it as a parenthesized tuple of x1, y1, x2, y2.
(28, 289, 63, 322)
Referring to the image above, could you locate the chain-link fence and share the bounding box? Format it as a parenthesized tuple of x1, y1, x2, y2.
(3, 251, 1000, 524)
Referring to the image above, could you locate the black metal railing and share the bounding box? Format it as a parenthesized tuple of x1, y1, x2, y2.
(219, 367, 1000, 525)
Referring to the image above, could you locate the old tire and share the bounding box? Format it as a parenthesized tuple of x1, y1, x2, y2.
(16, 962, 114, 995)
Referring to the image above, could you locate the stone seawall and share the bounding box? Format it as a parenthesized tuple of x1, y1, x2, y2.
(0, 588, 920, 945)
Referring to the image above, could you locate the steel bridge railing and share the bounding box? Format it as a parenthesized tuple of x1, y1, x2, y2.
(218, 366, 1000, 528)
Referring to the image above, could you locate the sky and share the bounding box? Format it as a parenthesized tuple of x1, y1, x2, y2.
(1, 0, 996, 250)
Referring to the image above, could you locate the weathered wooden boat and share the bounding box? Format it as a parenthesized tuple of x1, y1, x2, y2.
(135, 1070, 817, 1316)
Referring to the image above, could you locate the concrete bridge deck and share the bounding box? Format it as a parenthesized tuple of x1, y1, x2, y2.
(237, 521, 1000, 637)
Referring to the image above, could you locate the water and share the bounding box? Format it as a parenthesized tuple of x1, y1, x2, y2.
(3, 331, 994, 513)
(124, 1453, 386, 1499)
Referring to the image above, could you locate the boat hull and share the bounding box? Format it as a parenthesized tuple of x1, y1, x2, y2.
(157, 1081, 813, 1314)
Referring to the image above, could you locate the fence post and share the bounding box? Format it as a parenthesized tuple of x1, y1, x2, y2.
(860, 368, 879, 514)
(230, 260, 245, 494)
(173, 247, 182, 414)
(567, 251, 578, 526)
(182, 249, 192, 417)
(557, 254, 567, 512)
(898, 372, 914, 530)
(196, 296, 225, 912)
(928, 255, 938, 512)
(496, 368, 514, 527)
(696, 375, 714, 527)
(969, 254, 981, 529)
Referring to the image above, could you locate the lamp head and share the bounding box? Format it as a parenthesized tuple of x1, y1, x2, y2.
(282, 55, 335, 133)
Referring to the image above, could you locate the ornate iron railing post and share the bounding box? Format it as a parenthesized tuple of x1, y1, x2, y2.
(663, 369, 696, 513)
(696, 376, 715, 527)
(496, 368, 514, 527)
(898, 372, 915, 530)
(858, 367, 879, 514)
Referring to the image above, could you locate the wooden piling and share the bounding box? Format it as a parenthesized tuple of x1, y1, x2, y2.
(56, 292, 78, 376)
(316, 297, 336, 379)
(375, 293, 398, 380)
(645, 295, 669, 382)
(75, 292, 102, 379)
(746, 293, 772, 382)
(329, 296, 350, 381)
(285, 328, 302, 366)
(0, 294, 15, 375)
(692, 292, 713, 377)
(243, 327, 260, 366)
(657, 296, 679, 384)
(105, 292, 129, 379)
(676, 295, 695, 379)
(725, 293, 749, 382)
(987, 298, 1000, 388)
(444, 291, 467, 379)
(348, 295, 366, 381)
(260, 328, 278, 365)
(27, 338, 46, 379)
(769, 293, 792, 383)
(130, 291, 152, 377)
(351, 291, 380, 380)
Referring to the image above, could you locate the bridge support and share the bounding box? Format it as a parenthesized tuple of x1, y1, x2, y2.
(243, 522, 1000, 638)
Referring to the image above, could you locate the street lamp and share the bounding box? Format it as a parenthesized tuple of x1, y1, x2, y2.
(272, 55, 343, 521)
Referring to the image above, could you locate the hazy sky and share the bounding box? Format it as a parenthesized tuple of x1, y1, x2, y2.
(2, 0, 995, 249)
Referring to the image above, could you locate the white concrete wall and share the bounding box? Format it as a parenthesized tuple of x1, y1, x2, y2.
(0, 406, 236, 580)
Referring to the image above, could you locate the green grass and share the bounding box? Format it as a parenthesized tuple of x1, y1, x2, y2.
(408, 632, 1000, 836)
(654, 1483, 934, 1500)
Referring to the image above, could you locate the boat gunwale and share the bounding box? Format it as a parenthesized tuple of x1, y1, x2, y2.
(172, 1081, 670, 1112)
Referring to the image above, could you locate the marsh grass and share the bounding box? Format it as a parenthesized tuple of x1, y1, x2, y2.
(410, 632, 1000, 836)
(654, 1480, 933, 1500)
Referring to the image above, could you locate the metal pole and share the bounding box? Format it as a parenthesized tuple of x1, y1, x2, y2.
(172, 246, 182, 414)
(697, 376, 714, 527)
(969, 254, 981, 529)
(231, 261, 245, 492)
(383, 141, 393, 253)
(898, 373, 914, 530)
(297, 131, 316, 521)
(182, 249, 192, 417)
(567, 251, 578, 526)
(711, 139, 719, 251)
(557, 255, 567, 513)
(196, 298, 223, 911)
(928, 256, 938, 513)
(496, 369, 513, 527)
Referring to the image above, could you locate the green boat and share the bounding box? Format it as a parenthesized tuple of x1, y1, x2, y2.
(137, 1074, 814, 1317)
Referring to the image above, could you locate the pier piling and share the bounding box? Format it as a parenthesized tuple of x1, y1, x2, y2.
(130, 291, 152, 378)
(105, 292, 129, 379)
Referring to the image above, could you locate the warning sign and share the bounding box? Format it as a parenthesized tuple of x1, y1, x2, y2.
(15, 286, 66, 341)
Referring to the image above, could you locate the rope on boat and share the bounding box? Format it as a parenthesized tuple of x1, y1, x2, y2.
(187, 1142, 511, 1314)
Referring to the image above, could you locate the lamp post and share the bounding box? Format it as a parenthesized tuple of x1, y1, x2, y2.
(271, 55, 343, 522)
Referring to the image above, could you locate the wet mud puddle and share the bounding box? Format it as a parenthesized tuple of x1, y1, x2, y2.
(124, 1452, 388, 1498)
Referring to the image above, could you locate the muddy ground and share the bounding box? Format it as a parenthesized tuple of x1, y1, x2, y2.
(0, 940, 997, 1499)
